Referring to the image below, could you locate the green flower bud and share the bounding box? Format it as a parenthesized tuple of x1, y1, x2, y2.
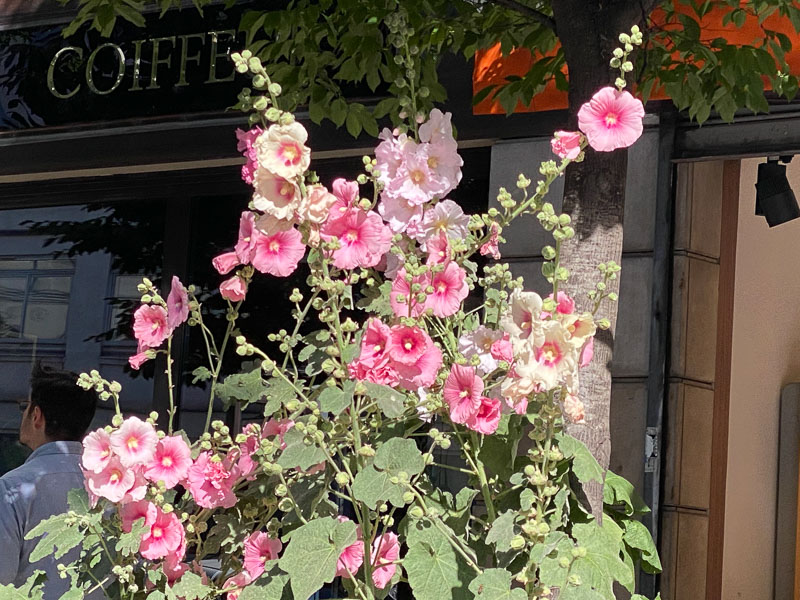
(335, 472, 350, 486)
(510, 535, 526, 550)
(409, 506, 425, 519)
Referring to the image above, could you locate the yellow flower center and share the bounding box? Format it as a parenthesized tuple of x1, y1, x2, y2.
(427, 156, 439, 169)
(404, 340, 413, 350)
(126, 436, 139, 450)
(281, 143, 298, 162)
(161, 456, 173, 467)
(604, 112, 618, 127)
(410, 169, 425, 184)
(436, 282, 447, 293)
(152, 526, 163, 539)
(346, 230, 359, 242)
(110, 471, 120, 483)
(269, 240, 281, 252)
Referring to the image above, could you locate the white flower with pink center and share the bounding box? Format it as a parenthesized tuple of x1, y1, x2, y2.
(417, 200, 469, 247)
(515, 320, 577, 391)
(426, 261, 469, 318)
(84, 456, 135, 503)
(144, 435, 192, 489)
(110, 416, 158, 468)
(252, 169, 301, 221)
(562, 312, 597, 349)
(255, 121, 311, 180)
(458, 326, 503, 374)
(82, 428, 113, 473)
(563, 393, 586, 424)
(501, 289, 545, 350)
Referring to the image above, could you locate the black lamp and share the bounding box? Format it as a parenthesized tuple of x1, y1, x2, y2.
(755, 155, 800, 228)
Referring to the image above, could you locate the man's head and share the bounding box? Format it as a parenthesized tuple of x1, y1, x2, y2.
(19, 363, 98, 450)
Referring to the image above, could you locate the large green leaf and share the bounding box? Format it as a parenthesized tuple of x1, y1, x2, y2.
(278, 517, 356, 600)
(486, 510, 516, 553)
(352, 438, 425, 509)
(277, 426, 327, 471)
(555, 433, 604, 484)
(115, 517, 149, 556)
(404, 517, 473, 600)
(570, 520, 635, 599)
(318, 380, 355, 416)
(167, 572, 212, 600)
(215, 365, 268, 411)
(468, 569, 526, 599)
(622, 519, 662, 574)
(603, 470, 649, 516)
(363, 382, 405, 419)
(25, 513, 84, 563)
(238, 562, 291, 600)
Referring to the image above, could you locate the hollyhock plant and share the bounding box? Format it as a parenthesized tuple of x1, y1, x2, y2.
(252, 169, 301, 220)
(212, 251, 240, 275)
(417, 199, 469, 246)
(426, 261, 469, 318)
(167, 276, 189, 331)
(144, 435, 192, 489)
(577, 86, 645, 152)
(459, 326, 503, 374)
(82, 428, 113, 473)
(84, 456, 135, 504)
(370, 532, 400, 589)
(110, 416, 158, 468)
(220, 275, 247, 301)
(251, 227, 306, 277)
(551, 130, 583, 160)
(388, 324, 432, 365)
(236, 126, 262, 185)
(243, 531, 282, 579)
(466, 396, 502, 435)
(443, 363, 484, 424)
(390, 269, 429, 318)
(321, 208, 392, 270)
(185, 452, 239, 509)
(234, 211, 259, 263)
(222, 572, 252, 600)
(119, 499, 157, 533)
(132, 304, 169, 349)
(255, 121, 311, 180)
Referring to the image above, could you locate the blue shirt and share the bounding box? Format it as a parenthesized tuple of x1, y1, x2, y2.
(0, 440, 84, 599)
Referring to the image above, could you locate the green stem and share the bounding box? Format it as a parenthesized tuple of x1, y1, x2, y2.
(166, 336, 175, 435)
(204, 299, 242, 434)
(471, 432, 497, 523)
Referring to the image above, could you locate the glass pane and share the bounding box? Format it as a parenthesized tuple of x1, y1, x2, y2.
(0, 278, 26, 338)
(0, 260, 34, 270)
(23, 302, 69, 339)
(114, 274, 144, 298)
(31, 276, 72, 294)
(35, 259, 76, 270)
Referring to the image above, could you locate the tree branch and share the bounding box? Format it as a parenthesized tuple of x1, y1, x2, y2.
(492, 0, 558, 33)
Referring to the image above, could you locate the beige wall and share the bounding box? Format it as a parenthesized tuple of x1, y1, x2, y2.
(722, 158, 800, 598)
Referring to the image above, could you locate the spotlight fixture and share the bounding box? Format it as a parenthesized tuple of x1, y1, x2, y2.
(755, 155, 800, 228)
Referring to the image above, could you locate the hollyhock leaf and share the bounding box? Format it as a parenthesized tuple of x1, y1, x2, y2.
(363, 382, 405, 418)
(26, 512, 84, 563)
(405, 517, 473, 600)
(191, 366, 212, 383)
(556, 433, 604, 484)
(67, 488, 91, 515)
(283, 469, 331, 529)
(352, 439, 425, 509)
(239, 562, 290, 600)
(604, 470, 649, 517)
(486, 510, 517, 552)
(478, 414, 522, 480)
(373, 437, 425, 475)
(520, 488, 535, 512)
(277, 426, 327, 471)
(318, 380, 354, 416)
(559, 586, 606, 600)
(570, 520, 635, 598)
(351, 460, 403, 509)
(0, 570, 45, 599)
(169, 572, 212, 600)
(203, 513, 241, 556)
(622, 520, 662, 574)
(278, 517, 357, 600)
(215, 365, 268, 411)
(536, 534, 576, 590)
(115, 517, 149, 556)
(468, 568, 526, 599)
(265, 377, 298, 408)
(529, 531, 569, 565)
(356, 280, 394, 317)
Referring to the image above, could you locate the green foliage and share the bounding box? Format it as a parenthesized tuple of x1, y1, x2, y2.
(363, 381, 406, 418)
(352, 437, 425, 509)
(238, 562, 290, 600)
(318, 380, 355, 416)
(277, 425, 327, 471)
(469, 569, 527, 599)
(404, 517, 474, 600)
(556, 433, 604, 484)
(0, 572, 45, 600)
(215, 363, 269, 411)
(167, 572, 212, 600)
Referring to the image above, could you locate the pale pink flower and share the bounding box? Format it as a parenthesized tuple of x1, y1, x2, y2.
(426, 261, 469, 318)
(82, 429, 113, 473)
(120, 467, 148, 504)
(236, 424, 261, 479)
(332, 178, 360, 206)
(255, 122, 311, 180)
(321, 209, 392, 270)
(515, 320, 577, 391)
(251, 227, 306, 277)
(119, 499, 157, 533)
(501, 290, 545, 349)
(443, 364, 483, 424)
(394, 343, 442, 390)
(458, 326, 502, 374)
(185, 452, 239, 509)
(389, 269, 429, 318)
(385, 142, 447, 206)
(220, 276, 247, 302)
(419, 108, 456, 146)
(388, 325, 432, 366)
(128, 348, 152, 371)
(378, 195, 424, 234)
(234, 212, 260, 263)
(500, 375, 538, 415)
(144, 435, 192, 489)
(243, 531, 282, 579)
(417, 199, 469, 247)
(252, 169, 301, 220)
(222, 572, 252, 600)
(562, 313, 596, 348)
(110, 416, 158, 468)
(133, 304, 169, 349)
(336, 517, 364, 578)
(84, 456, 135, 503)
(236, 126, 263, 185)
(580, 337, 594, 368)
(375, 128, 409, 186)
(255, 213, 293, 236)
(425, 231, 451, 266)
(370, 532, 400, 589)
(490, 335, 514, 364)
(563, 393, 586, 424)
(167, 276, 189, 331)
(466, 396, 502, 435)
(479, 222, 501, 260)
(577, 87, 645, 152)
(140, 509, 184, 561)
(426, 141, 462, 197)
(212, 252, 240, 275)
(300, 184, 339, 224)
(550, 130, 583, 160)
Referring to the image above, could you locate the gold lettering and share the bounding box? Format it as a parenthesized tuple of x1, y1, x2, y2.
(130, 39, 146, 91)
(85, 43, 126, 95)
(177, 33, 205, 87)
(147, 36, 175, 90)
(206, 30, 236, 84)
(47, 46, 83, 99)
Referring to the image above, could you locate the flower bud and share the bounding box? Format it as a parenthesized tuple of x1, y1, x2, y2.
(335, 472, 350, 486)
(510, 535, 526, 550)
(409, 506, 425, 519)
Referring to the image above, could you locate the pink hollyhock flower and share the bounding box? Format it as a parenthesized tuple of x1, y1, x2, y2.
(386, 142, 447, 206)
(389, 269, 429, 318)
(580, 337, 594, 368)
(119, 499, 157, 533)
(577, 87, 645, 152)
(167, 276, 189, 331)
(443, 364, 484, 424)
(140, 509, 185, 561)
(133, 304, 169, 350)
(388, 324, 432, 366)
(255, 122, 311, 180)
(563, 393, 586, 424)
(144, 435, 192, 489)
(419, 108, 456, 146)
(490, 334, 514, 364)
(84, 456, 135, 503)
(378, 195, 424, 234)
(516, 321, 576, 391)
(349, 360, 401, 387)
(502, 290, 545, 349)
(550, 130, 583, 160)
(252, 169, 301, 220)
(128, 348, 152, 371)
(212, 252, 240, 276)
(185, 452, 239, 509)
(479, 222, 501, 260)
(236, 127, 262, 185)
(299, 184, 338, 225)
(321, 209, 392, 270)
(336, 518, 364, 578)
(466, 396, 502, 435)
(163, 558, 189, 586)
(549, 291, 576, 315)
(375, 128, 409, 186)
(332, 178, 360, 206)
(236, 424, 261, 479)
(370, 532, 400, 589)
(234, 212, 260, 263)
(243, 531, 282, 579)
(417, 199, 469, 247)
(425, 142, 462, 198)
(110, 416, 158, 468)
(251, 227, 306, 277)
(120, 467, 148, 504)
(395, 341, 442, 390)
(426, 262, 469, 318)
(82, 429, 113, 473)
(262, 419, 294, 449)
(500, 375, 538, 415)
(220, 276, 247, 302)
(426, 231, 451, 266)
(357, 319, 392, 366)
(458, 326, 502, 374)
(222, 572, 252, 600)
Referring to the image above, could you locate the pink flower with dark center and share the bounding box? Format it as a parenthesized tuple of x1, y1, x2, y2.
(336, 516, 364, 578)
(119, 499, 157, 533)
(355, 319, 392, 366)
(133, 304, 169, 350)
(167, 276, 189, 331)
(252, 169, 301, 221)
(140, 508, 184, 561)
(479, 222, 501, 260)
(212, 252, 240, 276)
(395, 341, 442, 390)
(370, 532, 400, 589)
(321, 208, 392, 270)
(256, 122, 311, 180)
(466, 396, 502, 435)
(222, 572, 252, 600)
(550, 130, 583, 160)
(84, 456, 135, 503)
(220, 276, 247, 302)
(82, 428, 113, 473)
(426, 262, 469, 318)
(388, 325, 431, 366)
(443, 364, 484, 424)
(243, 531, 282, 579)
(110, 416, 158, 468)
(235, 212, 260, 263)
(144, 435, 192, 489)
(390, 269, 429, 318)
(577, 87, 645, 152)
(185, 452, 239, 509)
(251, 227, 306, 277)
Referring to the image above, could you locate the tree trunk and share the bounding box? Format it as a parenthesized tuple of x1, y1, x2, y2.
(551, 0, 637, 519)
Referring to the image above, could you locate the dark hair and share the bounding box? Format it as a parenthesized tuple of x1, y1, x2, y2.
(29, 363, 98, 441)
